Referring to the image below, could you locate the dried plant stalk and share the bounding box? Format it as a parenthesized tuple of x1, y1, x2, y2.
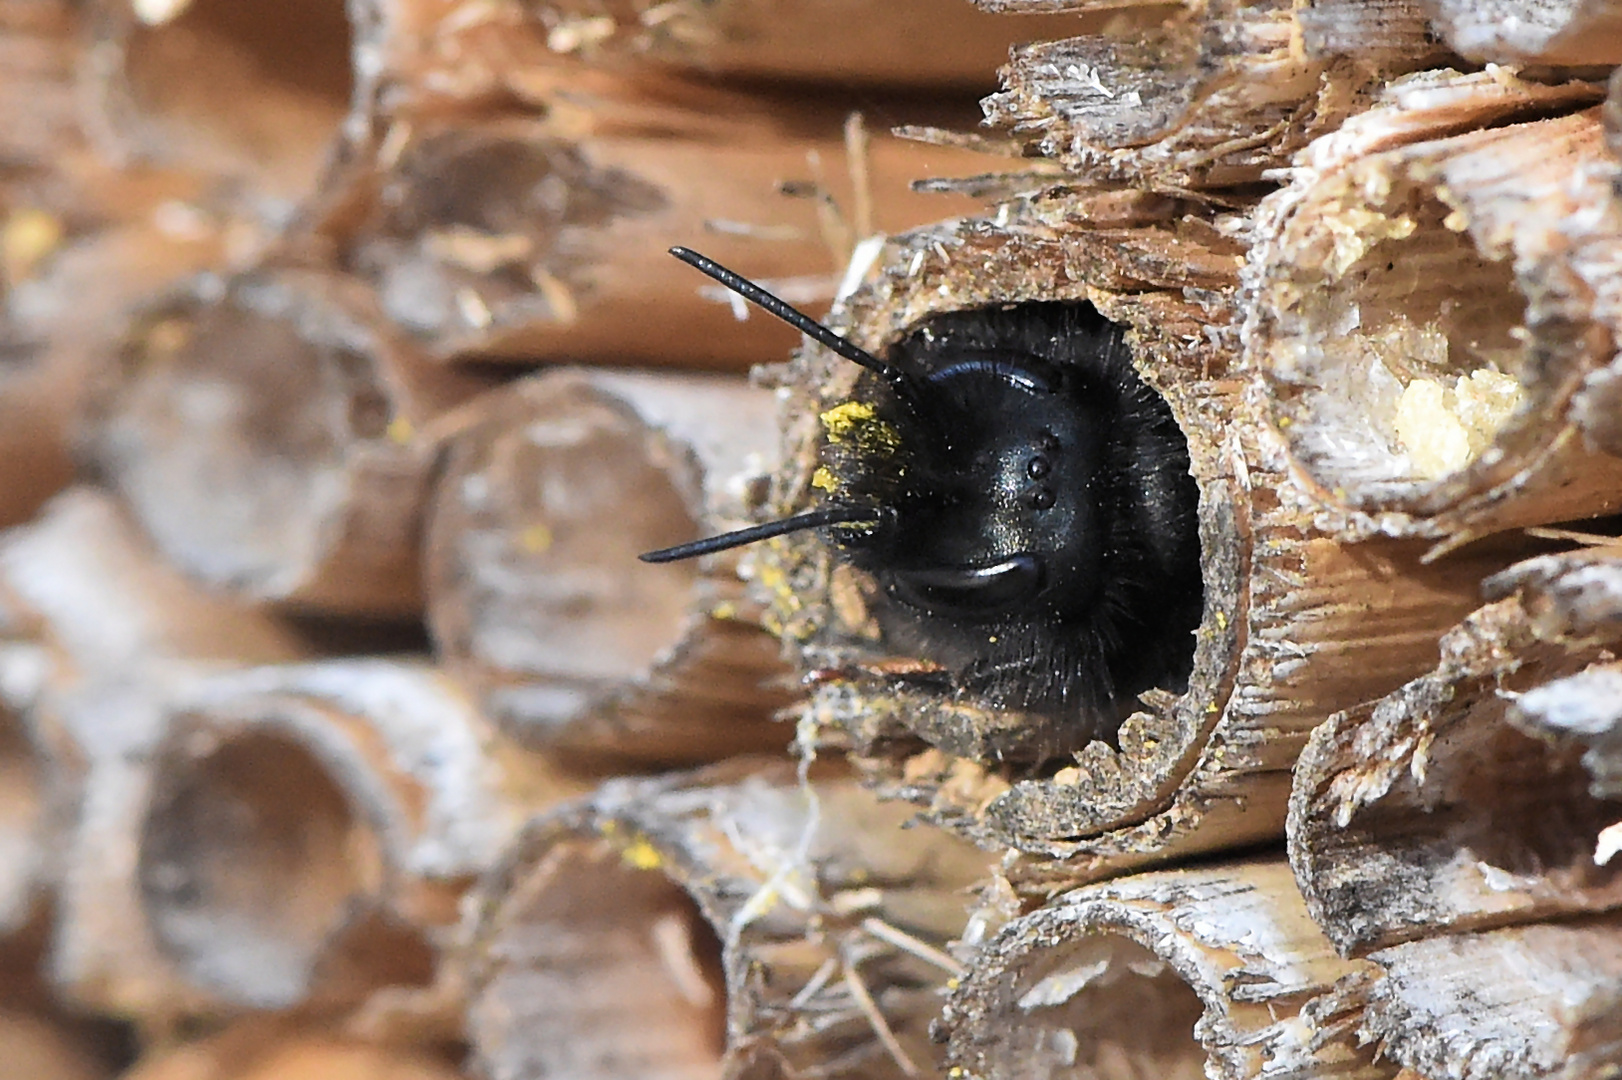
(1245, 93, 1622, 542)
(1423, 0, 1622, 64)
(1347, 920, 1622, 1080)
(0, 489, 308, 1018)
(1289, 549, 1622, 957)
(980, 0, 1440, 190)
(425, 370, 796, 768)
(464, 762, 991, 1080)
(312, 100, 990, 367)
(761, 208, 1531, 890)
(942, 859, 1391, 1080)
(82, 0, 353, 207)
(86, 266, 493, 617)
(136, 658, 579, 1012)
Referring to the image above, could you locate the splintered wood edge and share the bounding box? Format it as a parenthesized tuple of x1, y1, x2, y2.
(1288, 551, 1622, 957)
(982, 2, 1439, 188)
(941, 859, 1390, 1080)
(1244, 83, 1622, 540)
(423, 370, 796, 768)
(1359, 921, 1622, 1080)
(462, 763, 991, 1080)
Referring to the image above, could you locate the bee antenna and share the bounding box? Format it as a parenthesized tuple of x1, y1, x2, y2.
(639, 505, 881, 564)
(669, 246, 919, 403)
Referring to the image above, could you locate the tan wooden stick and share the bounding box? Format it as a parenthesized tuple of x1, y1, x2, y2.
(310, 102, 992, 367)
(463, 762, 991, 1080)
(980, 0, 1440, 190)
(505, 0, 1092, 87)
(1352, 920, 1622, 1080)
(425, 370, 796, 768)
(81, 0, 352, 206)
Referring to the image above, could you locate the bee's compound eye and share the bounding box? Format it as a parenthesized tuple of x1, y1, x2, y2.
(887, 554, 1044, 617)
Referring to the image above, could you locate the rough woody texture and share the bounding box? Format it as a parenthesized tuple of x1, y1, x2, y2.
(980, 0, 1442, 190)
(759, 200, 1539, 893)
(463, 762, 990, 1080)
(1245, 82, 1622, 543)
(1289, 550, 1622, 957)
(1350, 920, 1622, 1080)
(941, 859, 1393, 1080)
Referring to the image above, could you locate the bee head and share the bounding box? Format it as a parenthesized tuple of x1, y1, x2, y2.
(641, 249, 1202, 734)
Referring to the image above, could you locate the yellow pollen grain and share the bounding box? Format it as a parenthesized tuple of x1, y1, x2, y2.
(621, 836, 663, 870)
(811, 466, 838, 492)
(386, 416, 415, 444)
(520, 523, 553, 554)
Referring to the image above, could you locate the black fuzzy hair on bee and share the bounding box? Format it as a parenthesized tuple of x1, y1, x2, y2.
(643, 247, 1203, 743)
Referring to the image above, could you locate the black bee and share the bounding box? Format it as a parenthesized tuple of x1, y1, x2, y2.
(642, 247, 1203, 745)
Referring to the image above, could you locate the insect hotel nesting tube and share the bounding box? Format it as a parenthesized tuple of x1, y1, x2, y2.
(83, 0, 353, 207)
(1245, 91, 1622, 542)
(462, 761, 990, 1080)
(311, 0, 995, 369)
(134, 659, 574, 1012)
(1349, 920, 1622, 1080)
(0, 489, 309, 1017)
(86, 266, 493, 618)
(940, 859, 1390, 1080)
(1290, 548, 1622, 957)
(424, 369, 798, 768)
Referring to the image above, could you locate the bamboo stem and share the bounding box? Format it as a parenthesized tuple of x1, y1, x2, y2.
(1355, 920, 1622, 1080)
(981, 0, 1440, 190)
(1245, 96, 1622, 542)
(0, 489, 309, 1018)
(765, 208, 1536, 891)
(312, 101, 992, 367)
(82, 0, 353, 208)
